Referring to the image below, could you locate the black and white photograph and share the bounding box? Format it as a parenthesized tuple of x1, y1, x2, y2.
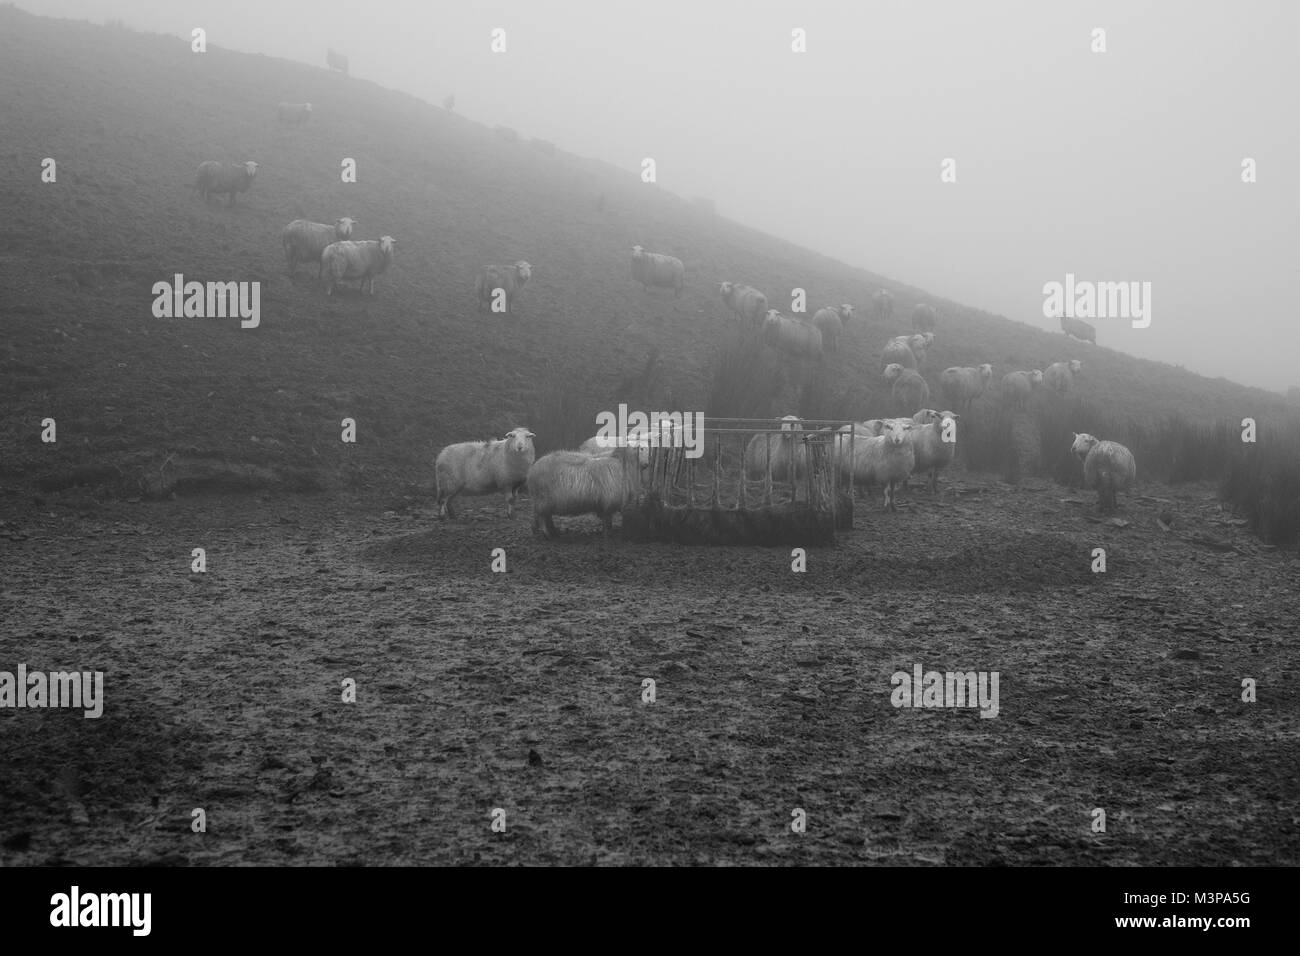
(0, 0, 1294, 917)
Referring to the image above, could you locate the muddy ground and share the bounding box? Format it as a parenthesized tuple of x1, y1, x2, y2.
(1, 475, 1297, 866)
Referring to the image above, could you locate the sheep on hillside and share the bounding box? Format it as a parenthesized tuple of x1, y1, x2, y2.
(834, 419, 915, 511)
(1044, 359, 1084, 396)
(884, 362, 930, 413)
(1060, 314, 1097, 344)
(326, 48, 349, 74)
(528, 448, 639, 538)
(276, 102, 312, 126)
(1000, 369, 1044, 410)
(873, 288, 894, 322)
(913, 303, 938, 333)
(193, 160, 258, 205)
(908, 408, 960, 493)
(812, 304, 853, 350)
(321, 236, 396, 296)
(476, 261, 532, 314)
(435, 427, 536, 518)
(939, 364, 994, 410)
(720, 282, 768, 326)
(882, 334, 927, 370)
(1071, 433, 1136, 513)
(630, 245, 685, 297)
(282, 217, 357, 277)
(762, 310, 823, 360)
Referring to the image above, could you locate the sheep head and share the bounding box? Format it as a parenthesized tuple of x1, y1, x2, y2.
(1030, 369, 1044, 385)
(882, 420, 912, 445)
(1071, 432, 1099, 461)
(514, 261, 532, 281)
(334, 217, 357, 238)
(378, 236, 396, 255)
(242, 161, 259, 177)
(883, 363, 904, 382)
(1069, 359, 1083, 373)
(503, 428, 536, 454)
(978, 363, 994, 381)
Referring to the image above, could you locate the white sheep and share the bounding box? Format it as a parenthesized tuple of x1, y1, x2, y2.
(908, 408, 960, 492)
(630, 245, 685, 297)
(321, 236, 395, 296)
(811, 304, 853, 351)
(1060, 314, 1097, 344)
(882, 334, 927, 370)
(719, 282, 768, 325)
(1000, 369, 1044, 410)
(913, 303, 938, 333)
(475, 261, 532, 314)
(578, 432, 652, 468)
(326, 48, 349, 74)
(834, 419, 915, 511)
(276, 102, 312, 126)
(873, 288, 894, 322)
(528, 448, 636, 537)
(762, 309, 823, 360)
(435, 427, 536, 518)
(1071, 433, 1136, 513)
(193, 160, 258, 205)
(282, 217, 357, 277)
(884, 363, 930, 414)
(939, 364, 994, 410)
(1045, 359, 1083, 396)
(743, 415, 807, 481)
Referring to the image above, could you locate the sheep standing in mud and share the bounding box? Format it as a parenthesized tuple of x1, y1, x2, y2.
(834, 419, 915, 511)
(193, 160, 258, 205)
(908, 409, 960, 493)
(1071, 433, 1136, 513)
(630, 245, 685, 297)
(475, 261, 532, 314)
(435, 427, 536, 518)
(282, 217, 357, 277)
(321, 236, 396, 296)
(528, 447, 638, 538)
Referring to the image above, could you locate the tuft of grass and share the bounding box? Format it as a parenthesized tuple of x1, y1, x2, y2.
(1221, 418, 1300, 549)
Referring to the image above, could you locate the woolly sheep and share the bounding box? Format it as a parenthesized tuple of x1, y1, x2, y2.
(908, 408, 960, 493)
(884, 362, 930, 413)
(435, 427, 536, 518)
(282, 217, 357, 277)
(939, 364, 994, 410)
(578, 432, 652, 468)
(1000, 369, 1043, 410)
(193, 160, 259, 205)
(321, 236, 396, 296)
(719, 282, 768, 325)
(528, 448, 637, 537)
(762, 309, 823, 360)
(912, 303, 938, 333)
(873, 288, 894, 322)
(811, 304, 853, 351)
(743, 415, 808, 482)
(630, 245, 685, 297)
(1045, 359, 1083, 396)
(882, 334, 926, 370)
(1060, 314, 1097, 345)
(326, 48, 349, 74)
(475, 261, 532, 314)
(276, 102, 312, 126)
(1071, 433, 1136, 513)
(834, 419, 915, 511)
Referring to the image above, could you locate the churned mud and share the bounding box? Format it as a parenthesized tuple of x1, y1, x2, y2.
(1, 476, 1297, 865)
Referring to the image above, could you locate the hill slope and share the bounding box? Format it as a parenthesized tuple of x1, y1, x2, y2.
(0, 6, 1287, 496)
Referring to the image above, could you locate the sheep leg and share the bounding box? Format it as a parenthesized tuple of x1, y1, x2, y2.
(543, 515, 558, 538)
(439, 492, 457, 518)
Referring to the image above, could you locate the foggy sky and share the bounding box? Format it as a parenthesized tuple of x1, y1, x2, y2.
(18, 0, 1300, 392)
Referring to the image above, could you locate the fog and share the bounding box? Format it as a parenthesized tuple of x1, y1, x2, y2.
(18, 0, 1300, 392)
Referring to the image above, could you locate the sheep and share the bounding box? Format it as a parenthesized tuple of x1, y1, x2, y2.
(630, 245, 685, 297)
(882, 334, 926, 370)
(834, 419, 915, 511)
(435, 427, 536, 518)
(939, 364, 994, 410)
(719, 282, 768, 326)
(1045, 359, 1083, 396)
(493, 125, 519, 143)
(321, 236, 396, 296)
(1060, 314, 1097, 344)
(743, 415, 807, 481)
(873, 288, 894, 322)
(1000, 369, 1044, 410)
(578, 431, 652, 468)
(276, 102, 312, 126)
(475, 261, 533, 314)
(282, 217, 357, 277)
(884, 363, 930, 414)
(908, 408, 960, 493)
(1071, 433, 1136, 513)
(913, 303, 938, 333)
(442, 93, 455, 111)
(762, 309, 823, 360)
(811, 304, 853, 350)
(528, 448, 637, 537)
(193, 160, 258, 205)
(326, 48, 349, 74)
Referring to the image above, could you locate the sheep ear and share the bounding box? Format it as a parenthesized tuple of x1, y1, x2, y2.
(525, 431, 536, 439)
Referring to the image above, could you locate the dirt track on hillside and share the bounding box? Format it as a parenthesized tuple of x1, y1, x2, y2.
(1, 477, 1297, 866)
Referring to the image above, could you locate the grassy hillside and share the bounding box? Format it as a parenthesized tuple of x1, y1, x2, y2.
(0, 5, 1292, 504)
